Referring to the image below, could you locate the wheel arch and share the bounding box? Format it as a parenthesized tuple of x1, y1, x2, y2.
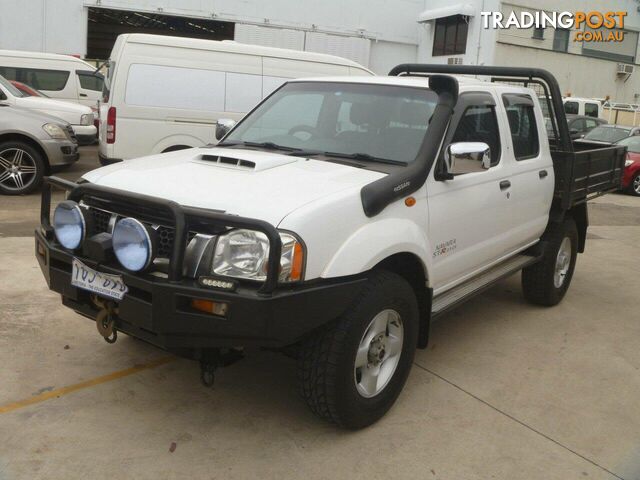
(0, 132, 50, 173)
(373, 252, 432, 349)
(151, 134, 205, 155)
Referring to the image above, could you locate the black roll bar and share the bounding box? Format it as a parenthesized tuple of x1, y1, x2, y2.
(40, 176, 282, 295)
(388, 64, 573, 153)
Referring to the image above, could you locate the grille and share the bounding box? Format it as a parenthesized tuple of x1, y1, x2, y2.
(87, 206, 195, 258)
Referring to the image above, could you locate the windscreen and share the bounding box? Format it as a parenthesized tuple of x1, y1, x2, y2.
(0, 75, 25, 97)
(584, 126, 631, 143)
(223, 82, 438, 164)
(615, 135, 640, 153)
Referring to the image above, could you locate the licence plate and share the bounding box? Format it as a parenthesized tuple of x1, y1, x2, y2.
(71, 258, 128, 301)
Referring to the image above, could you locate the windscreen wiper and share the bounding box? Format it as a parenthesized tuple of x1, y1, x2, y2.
(324, 152, 406, 166)
(217, 140, 297, 151)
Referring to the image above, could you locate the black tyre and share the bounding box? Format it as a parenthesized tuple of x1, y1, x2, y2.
(522, 218, 578, 306)
(627, 173, 640, 197)
(297, 270, 418, 429)
(0, 141, 45, 195)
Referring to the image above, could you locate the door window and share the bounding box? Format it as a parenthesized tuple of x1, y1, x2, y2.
(77, 71, 104, 92)
(571, 119, 586, 132)
(503, 94, 540, 160)
(585, 118, 599, 129)
(450, 104, 502, 168)
(584, 102, 599, 117)
(0, 66, 69, 91)
(564, 101, 579, 115)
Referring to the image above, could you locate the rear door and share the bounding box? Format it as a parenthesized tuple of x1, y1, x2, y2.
(501, 92, 554, 248)
(427, 91, 515, 292)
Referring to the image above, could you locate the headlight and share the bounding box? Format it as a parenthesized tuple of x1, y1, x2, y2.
(80, 113, 93, 126)
(625, 159, 634, 167)
(53, 201, 86, 249)
(42, 123, 67, 140)
(211, 229, 304, 282)
(113, 218, 156, 272)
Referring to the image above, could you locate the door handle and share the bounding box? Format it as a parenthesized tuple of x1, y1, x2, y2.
(79, 93, 88, 97)
(539, 170, 548, 179)
(499, 180, 511, 190)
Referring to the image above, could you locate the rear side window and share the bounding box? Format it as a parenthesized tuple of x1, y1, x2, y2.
(77, 71, 103, 92)
(584, 102, 599, 118)
(503, 94, 540, 160)
(564, 101, 579, 115)
(0, 66, 70, 91)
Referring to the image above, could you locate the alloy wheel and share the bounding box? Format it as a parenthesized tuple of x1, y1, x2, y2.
(0, 148, 38, 193)
(354, 309, 404, 398)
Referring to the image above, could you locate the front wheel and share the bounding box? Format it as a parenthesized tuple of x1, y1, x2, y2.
(522, 218, 578, 306)
(0, 141, 45, 195)
(627, 173, 640, 197)
(297, 270, 418, 429)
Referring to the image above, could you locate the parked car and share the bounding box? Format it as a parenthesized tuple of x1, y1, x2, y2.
(615, 136, 640, 196)
(98, 33, 374, 165)
(35, 65, 624, 428)
(578, 124, 640, 145)
(563, 97, 603, 118)
(10, 80, 49, 98)
(0, 49, 103, 108)
(566, 114, 607, 139)
(0, 75, 96, 145)
(0, 105, 78, 195)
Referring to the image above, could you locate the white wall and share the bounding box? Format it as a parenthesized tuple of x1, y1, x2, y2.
(0, 0, 425, 71)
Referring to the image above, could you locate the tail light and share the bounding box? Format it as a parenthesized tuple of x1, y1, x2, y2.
(106, 106, 116, 144)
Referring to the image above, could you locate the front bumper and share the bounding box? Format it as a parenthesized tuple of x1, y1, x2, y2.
(41, 139, 79, 167)
(71, 124, 97, 146)
(35, 229, 366, 351)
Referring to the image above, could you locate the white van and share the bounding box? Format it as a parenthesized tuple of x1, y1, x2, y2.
(0, 50, 104, 109)
(563, 97, 603, 118)
(98, 34, 373, 164)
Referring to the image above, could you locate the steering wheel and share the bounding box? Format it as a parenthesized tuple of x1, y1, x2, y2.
(288, 125, 317, 141)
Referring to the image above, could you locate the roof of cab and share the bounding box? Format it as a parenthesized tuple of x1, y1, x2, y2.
(120, 33, 373, 72)
(0, 49, 95, 69)
(289, 74, 506, 89)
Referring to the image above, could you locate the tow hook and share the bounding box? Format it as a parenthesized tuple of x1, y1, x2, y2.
(92, 295, 118, 344)
(199, 348, 245, 388)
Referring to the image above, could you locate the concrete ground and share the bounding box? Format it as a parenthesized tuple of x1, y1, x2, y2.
(1, 147, 639, 480)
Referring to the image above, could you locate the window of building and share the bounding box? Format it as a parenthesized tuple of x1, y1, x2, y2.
(564, 101, 579, 115)
(584, 103, 599, 118)
(451, 105, 501, 167)
(432, 15, 469, 56)
(532, 27, 544, 40)
(503, 94, 540, 160)
(553, 28, 570, 52)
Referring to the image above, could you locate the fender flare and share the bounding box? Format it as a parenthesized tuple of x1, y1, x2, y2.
(321, 218, 432, 282)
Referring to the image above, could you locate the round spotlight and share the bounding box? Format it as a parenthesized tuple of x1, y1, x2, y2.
(113, 218, 156, 272)
(53, 201, 86, 250)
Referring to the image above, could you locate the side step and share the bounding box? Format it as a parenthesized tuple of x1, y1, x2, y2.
(432, 254, 539, 318)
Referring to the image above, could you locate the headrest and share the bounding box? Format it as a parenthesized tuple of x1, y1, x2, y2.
(349, 102, 373, 126)
(398, 101, 429, 126)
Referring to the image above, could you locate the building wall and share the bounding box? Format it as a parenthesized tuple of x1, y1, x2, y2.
(0, 0, 426, 73)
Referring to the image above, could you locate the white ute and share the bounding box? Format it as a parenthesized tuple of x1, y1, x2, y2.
(36, 65, 625, 429)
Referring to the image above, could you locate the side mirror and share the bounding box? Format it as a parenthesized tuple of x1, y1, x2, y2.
(215, 118, 236, 140)
(444, 142, 492, 176)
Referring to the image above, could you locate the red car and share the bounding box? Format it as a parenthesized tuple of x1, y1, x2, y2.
(10, 80, 47, 97)
(615, 136, 640, 196)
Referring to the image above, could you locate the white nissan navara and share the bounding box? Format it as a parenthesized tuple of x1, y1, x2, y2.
(36, 65, 625, 429)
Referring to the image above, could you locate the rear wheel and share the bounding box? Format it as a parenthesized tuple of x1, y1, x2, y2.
(627, 173, 640, 197)
(0, 141, 45, 195)
(522, 218, 578, 306)
(297, 270, 418, 429)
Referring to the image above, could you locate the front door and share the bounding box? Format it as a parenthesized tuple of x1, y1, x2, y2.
(427, 92, 515, 294)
